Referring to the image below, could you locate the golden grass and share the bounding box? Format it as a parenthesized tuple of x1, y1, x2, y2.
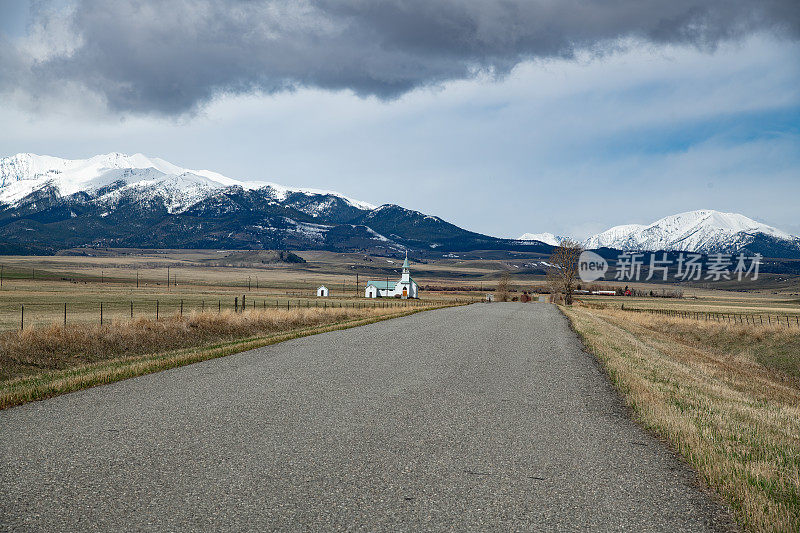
(622, 312, 800, 379)
(563, 305, 800, 532)
(0, 304, 450, 409)
(578, 294, 800, 316)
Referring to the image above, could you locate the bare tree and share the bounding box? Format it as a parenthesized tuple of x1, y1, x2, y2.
(547, 239, 583, 305)
(495, 271, 511, 302)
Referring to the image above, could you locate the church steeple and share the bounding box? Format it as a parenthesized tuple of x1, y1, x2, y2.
(402, 250, 409, 272)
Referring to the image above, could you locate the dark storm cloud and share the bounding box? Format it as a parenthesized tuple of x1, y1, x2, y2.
(4, 0, 799, 115)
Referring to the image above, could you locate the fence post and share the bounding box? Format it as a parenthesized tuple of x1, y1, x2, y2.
(218, 300, 221, 314)
(235, 297, 238, 313)
(20, 304, 23, 330)
(180, 299, 183, 317)
(242, 295, 246, 312)
(287, 300, 290, 311)
(100, 302, 103, 325)
(156, 300, 159, 320)
(64, 303, 67, 326)
(131, 301, 134, 318)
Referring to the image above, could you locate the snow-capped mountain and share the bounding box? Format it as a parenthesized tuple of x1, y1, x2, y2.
(583, 210, 800, 257)
(0, 152, 543, 255)
(517, 232, 567, 246)
(0, 152, 374, 213)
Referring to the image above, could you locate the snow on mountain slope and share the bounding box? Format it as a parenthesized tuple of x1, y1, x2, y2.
(517, 232, 566, 246)
(0, 153, 375, 212)
(583, 210, 796, 253)
(582, 224, 647, 249)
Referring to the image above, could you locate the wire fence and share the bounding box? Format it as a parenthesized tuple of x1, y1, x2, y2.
(618, 305, 800, 328)
(1, 296, 480, 332)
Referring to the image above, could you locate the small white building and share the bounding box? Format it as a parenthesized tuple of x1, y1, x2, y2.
(316, 285, 329, 297)
(365, 252, 419, 299)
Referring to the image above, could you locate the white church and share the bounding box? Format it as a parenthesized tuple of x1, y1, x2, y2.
(365, 253, 419, 299)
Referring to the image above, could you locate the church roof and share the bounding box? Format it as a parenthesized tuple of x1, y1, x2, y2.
(366, 280, 398, 290)
(366, 278, 416, 290)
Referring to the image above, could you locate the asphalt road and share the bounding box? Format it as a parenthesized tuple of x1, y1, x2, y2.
(1, 303, 735, 532)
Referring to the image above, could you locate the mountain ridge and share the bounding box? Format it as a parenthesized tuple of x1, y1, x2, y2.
(582, 210, 799, 257)
(0, 152, 554, 255)
(521, 210, 798, 257)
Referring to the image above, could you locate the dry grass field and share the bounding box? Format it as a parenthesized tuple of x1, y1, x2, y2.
(563, 305, 800, 532)
(578, 292, 800, 316)
(0, 278, 436, 331)
(0, 250, 487, 331)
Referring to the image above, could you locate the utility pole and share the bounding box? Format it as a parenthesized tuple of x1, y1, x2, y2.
(136, 271, 139, 289)
(101, 270, 104, 284)
(356, 273, 359, 296)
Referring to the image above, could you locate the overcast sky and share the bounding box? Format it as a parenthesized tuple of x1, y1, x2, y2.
(1, 0, 798, 239)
